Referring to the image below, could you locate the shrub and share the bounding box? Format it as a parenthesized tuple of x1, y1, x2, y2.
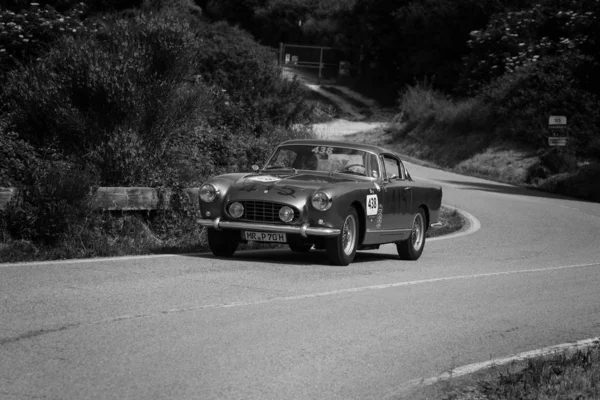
(1, 10, 312, 188)
(460, 0, 599, 95)
(396, 82, 492, 138)
(481, 51, 600, 158)
(0, 3, 85, 77)
(3, 160, 98, 245)
(0, 123, 39, 187)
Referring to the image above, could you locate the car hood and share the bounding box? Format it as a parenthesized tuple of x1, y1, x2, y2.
(224, 172, 357, 205)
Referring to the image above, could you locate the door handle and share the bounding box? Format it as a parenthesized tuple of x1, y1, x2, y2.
(403, 187, 412, 191)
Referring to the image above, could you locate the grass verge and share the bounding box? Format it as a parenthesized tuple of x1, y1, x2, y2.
(402, 341, 600, 400)
(0, 205, 463, 263)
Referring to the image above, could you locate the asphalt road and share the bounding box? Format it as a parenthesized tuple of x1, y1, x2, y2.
(1, 163, 599, 400)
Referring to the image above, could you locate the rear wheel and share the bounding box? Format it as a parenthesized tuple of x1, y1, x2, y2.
(207, 228, 239, 257)
(326, 207, 359, 266)
(396, 207, 426, 260)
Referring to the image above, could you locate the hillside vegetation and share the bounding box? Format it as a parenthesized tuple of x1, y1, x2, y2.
(1, 0, 599, 260)
(0, 0, 314, 259)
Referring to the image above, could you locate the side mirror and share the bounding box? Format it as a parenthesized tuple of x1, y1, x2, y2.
(252, 165, 260, 172)
(387, 173, 398, 180)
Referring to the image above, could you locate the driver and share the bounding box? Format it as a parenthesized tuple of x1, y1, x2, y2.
(302, 154, 319, 170)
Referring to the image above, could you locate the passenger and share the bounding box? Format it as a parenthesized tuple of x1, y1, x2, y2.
(303, 154, 319, 170)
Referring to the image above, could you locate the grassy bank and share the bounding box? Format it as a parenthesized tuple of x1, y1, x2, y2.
(403, 341, 600, 400)
(353, 81, 600, 203)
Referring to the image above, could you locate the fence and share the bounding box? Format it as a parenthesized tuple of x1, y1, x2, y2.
(279, 43, 346, 84)
(0, 187, 200, 211)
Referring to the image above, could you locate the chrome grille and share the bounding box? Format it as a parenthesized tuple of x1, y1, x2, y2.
(228, 201, 300, 223)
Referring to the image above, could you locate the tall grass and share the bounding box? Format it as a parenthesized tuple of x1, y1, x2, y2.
(389, 82, 494, 167)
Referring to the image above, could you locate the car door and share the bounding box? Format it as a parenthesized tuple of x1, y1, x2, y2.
(380, 154, 413, 230)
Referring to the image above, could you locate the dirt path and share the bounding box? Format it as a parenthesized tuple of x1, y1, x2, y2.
(284, 66, 390, 139)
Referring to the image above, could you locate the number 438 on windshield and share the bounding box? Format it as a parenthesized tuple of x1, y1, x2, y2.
(312, 146, 333, 155)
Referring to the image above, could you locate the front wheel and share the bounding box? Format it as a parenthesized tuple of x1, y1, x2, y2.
(396, 207, 426, 260)
(326, 207, 359, 266)
(207, 228, 239, 257)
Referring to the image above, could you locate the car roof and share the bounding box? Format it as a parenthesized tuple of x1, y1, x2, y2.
(279, 139, 395, 156)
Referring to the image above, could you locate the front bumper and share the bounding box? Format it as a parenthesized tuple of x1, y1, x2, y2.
(197, 218, 340, 238)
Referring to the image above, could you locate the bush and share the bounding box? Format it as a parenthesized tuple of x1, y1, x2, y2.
(481, 51, 600, 158)
(0, 3, 85, 77)
(0, 123, 39, 187)
(3, 161, 98, 245)
(1, 11, 312, 188)
(396, 82, 492, 139)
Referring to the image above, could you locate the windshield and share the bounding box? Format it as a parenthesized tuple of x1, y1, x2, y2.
(264, 144, 380, 178)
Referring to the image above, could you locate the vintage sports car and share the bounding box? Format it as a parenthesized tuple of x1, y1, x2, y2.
(197, 139, 442, 266)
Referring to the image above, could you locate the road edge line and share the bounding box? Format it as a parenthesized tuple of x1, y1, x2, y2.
(392, 336, 600, 398)
(429, 205, 481, 242)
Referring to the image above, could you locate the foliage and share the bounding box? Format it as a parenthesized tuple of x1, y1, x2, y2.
(1, 10, 312, 188)
(0, 122, 39, 187)
(480, 50, 600, 157)
(3, 159, 98, 245)
(0, 2, 85, 77)
(461, 0, 600, 94)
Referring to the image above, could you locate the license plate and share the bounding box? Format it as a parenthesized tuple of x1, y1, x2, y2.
(242, 231, 287, 243)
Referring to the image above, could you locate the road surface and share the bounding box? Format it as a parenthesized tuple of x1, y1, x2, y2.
(1, 162, 600, 399)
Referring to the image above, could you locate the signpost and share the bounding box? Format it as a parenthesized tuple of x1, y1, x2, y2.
(548, 115, 568, 147)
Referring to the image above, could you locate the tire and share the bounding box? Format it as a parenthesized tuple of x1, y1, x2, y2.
(207, 228, 239, 257)
(326, 207, 359, 266)
(396, 207, 426, 261)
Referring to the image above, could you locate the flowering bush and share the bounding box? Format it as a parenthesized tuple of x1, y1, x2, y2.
(461, 0, 599, 93)
(0, 2, 86, 76)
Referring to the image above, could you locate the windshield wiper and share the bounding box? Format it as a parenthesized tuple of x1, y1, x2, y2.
(264, 166, 298, 175)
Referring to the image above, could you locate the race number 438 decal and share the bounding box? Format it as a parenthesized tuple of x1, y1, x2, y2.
(366, 194, 378, 216)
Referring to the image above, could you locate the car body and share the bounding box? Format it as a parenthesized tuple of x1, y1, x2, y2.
(197, 139, 443, 265)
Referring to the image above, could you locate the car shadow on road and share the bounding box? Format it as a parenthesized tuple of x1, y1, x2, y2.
(440, 179, 587, 202)
(186, 248, 400, 267)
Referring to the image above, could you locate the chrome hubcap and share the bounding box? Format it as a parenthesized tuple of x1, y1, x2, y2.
(342, 214, 357, 255)
(411, 213, 424, 251)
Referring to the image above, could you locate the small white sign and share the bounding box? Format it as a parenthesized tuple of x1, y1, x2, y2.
(549, 116, 567, 125)
(548, 137, 568, 146)
(366, 194, 378, 216)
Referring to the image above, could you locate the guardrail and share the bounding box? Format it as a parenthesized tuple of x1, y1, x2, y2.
(0, 187, 200, 211)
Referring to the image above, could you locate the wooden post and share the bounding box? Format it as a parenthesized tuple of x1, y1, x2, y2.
(318, 47, 324, 84)
(279, 42, 284, 66)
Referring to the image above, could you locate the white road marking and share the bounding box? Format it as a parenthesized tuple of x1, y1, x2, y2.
(0, 253, 201, 268)
(5, 262, 600, 343)
(391, 336, 600, 397)
(187, 262, 600, 311)
(429, 205, 481, 241)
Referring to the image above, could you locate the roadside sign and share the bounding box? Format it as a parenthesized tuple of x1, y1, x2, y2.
(548, 115, 568, 147)
(549, 115, 567, 126)
(548, 137, 567, 146)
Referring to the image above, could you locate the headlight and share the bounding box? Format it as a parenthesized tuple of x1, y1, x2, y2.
(229, 202, 244, 218)
(279, 206, 294, 222)
(311, 192, 332, 211)
(199, 184, 217, 203)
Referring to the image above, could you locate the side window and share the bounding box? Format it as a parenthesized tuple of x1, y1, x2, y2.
(368, 153, 380, 179)
(382, 155, 400, 179)
(398, 160, 407, 180)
